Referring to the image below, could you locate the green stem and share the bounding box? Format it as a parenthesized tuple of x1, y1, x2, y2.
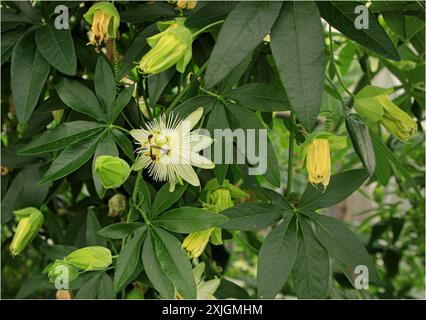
(167, 62, 208, 113)
(112, 40, 119, 84)
(112, 124, 130, 134)
(328, 26, 354, 98)
(192, 20, 224, 39)
(131, 170, 150, 223)
(286, 113, 295, 198)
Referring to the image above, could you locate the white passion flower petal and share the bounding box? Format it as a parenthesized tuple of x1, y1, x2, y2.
(183, 107, 204, 131)
(190, 152, 215, 169)
(190, 132, 214, 152)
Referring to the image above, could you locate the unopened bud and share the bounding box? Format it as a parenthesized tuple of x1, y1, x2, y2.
(95, 155, 131, 189)
(108, 194, 127, 217)
(9, 208, 44, 256)
(64, 246, 112, 271)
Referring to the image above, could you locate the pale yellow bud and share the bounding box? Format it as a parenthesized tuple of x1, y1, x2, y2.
(306, 138, 331, 188)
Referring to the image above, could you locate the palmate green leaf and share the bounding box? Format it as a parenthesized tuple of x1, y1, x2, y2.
(97, 272, 116, 299)
(270, 1, 324, 132)
(11, 32, 50, 124)
(154, 207, 228, 233)
(94, 55, 116, 119)
(257, 213, 297, 299)
(299, 169, 369, 210)
(224, 83, 290, 112)
(225, 102, 281, 187)
(114, 226, 146, 292)
(86, 210, 107, 247)
(142, 230, 175, 299)
(18, 121, 105, 155)
(151, 183, 187, 218)
(300, 210, 380, 284)
(252, 186, 293, 211)
(370, 130, 423, 199)
(151, 227, 197, 299)
(109, 85, 134, 123)
(316, 1, 400, 61)
(185, 1, 238, 29)
(205, 1, 282, 88)
(35, 21, 77, 75)
(345, 115, 376, 176)
(41, 133, 102, 183)
(92, 130, 118, 198)
(98, 222, 145, 239)
(207, 102, 229, 184)
(292, 216, 329, 299)
(55, 78, 106, 122)
(222, 203, 283, 231)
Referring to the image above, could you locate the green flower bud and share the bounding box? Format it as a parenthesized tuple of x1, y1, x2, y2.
(95, 155, 131, 189)
(354, 86, 417, 142)
(379, 96, 417, 142)
(108, 194, 127, 217)
(138, 19, 193, 74)
(64, 246, 112, 271)
(210, 189, 234, 212)
(9, 207, 44, 256)
(48, 260, 80, 283)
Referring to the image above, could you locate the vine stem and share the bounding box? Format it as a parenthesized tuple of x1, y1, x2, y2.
(328, 25, 354, 98)
(166, 62, 208, 113)
(286, 112, 295, 198)
(191, 20, 224, 39)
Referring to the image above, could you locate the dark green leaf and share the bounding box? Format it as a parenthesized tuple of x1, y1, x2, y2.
(271, 1, 324, 131)
(225, 102, 281, 187)
(148, 69, 175, 106)
(94, 55, 116, 118)
(225, 83, 290, 112)
(112, 128, 135, 161)
(152, 227, 196, 299)
(154, 207, 228, 233)
(292, 216, 329, 299)
(151, 183, 187, 218)
(97, 272, 115, 299)
(114, 227, 146, 292)
(257, 214, 297, 298)
(120, 2, 176, 23)
(41, 133, 101, 183)
(142, 230, 175, 299)
(299, 169, 369, 210)
(35, 21, 76, 75)
(205, 1, 282, 88)
(86, 210, 106, 246)
(185, 1, 238, 28)
(11, 32, 50, 123)
(300, 210, 379, 283)
(98, 222, 145, 239)
(316, 1, 400, 61)
(207, 102, 229, 184)
(56, 78, 106, 122)
(222, 203, 283, 231)
(172, 95, 216, 119)
(18, 121, 105, 155)
(110, 85, 134, 123)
